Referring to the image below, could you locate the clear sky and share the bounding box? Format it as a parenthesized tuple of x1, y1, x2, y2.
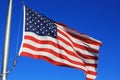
(0, 0, 120, 80)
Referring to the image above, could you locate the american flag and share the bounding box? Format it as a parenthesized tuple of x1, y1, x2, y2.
(19, 5, 102, 80)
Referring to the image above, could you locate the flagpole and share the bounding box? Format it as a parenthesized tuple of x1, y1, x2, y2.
(1, 0, 13, 80)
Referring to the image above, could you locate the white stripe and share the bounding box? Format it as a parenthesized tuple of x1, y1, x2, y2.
(58, 29, 99, 51)
(21, 48, 87, 71)
(58, 31, 99, 57)
(86, 66, 96, 72)
(57, 24, 101, 50)
(25, 32, 98, 57)
(24, 32, 79, 56)
(24, 32, 98, 64)
(24, 40, 97, 64)
(82, 58, 97, 64)
(86, 74, 96, 79)
(56, 23, 102, 44)
(22, 39, 84, 64)
(75, 47, 98, 57)
(58, 32, 98, 57)
(23, 39, 97, 64)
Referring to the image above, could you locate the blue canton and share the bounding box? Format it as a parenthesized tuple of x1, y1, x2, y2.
(25, 6, 57, 38)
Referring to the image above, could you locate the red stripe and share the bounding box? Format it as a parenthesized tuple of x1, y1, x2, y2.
(86, 63, 97, 68)
(58, 35, 98, 61)
(58, 34, 98, 61)
(58, 29, 99, 53)
(24, 35, 79, 58)
(20, 52, 86, 72)
(22, 43, 86, 67)
(58, 30, 99, 60)
(87, 71, 97, 75)
(74, 43, 99, 53)
(57, 25, 99, 67)
(24, 35, 98, 65)
(56, 22, 102, 46)
(24, 35, 98, 67)
(76, 51, 98, 60)
(68, 32, 101, 46)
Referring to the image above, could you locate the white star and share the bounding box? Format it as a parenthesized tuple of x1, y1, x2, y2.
(26, 13, 29, 15)
(37, 26, 40, 28)
(46, 24, 49, 26)
(26, 28, 29, 30)
(34, 22, 37, 25)
(35, 17, 37, 19)
(51, 26, 54, 28)
(29, 11, 31, 13)
(32, 29, 35, 31)
(38, 20, 40, 22)
(40, 23, 43, 26)
(54, 34, 56, 37)
(26, 23, 29, 25)
(29, 21, 32, 23)
(43, 21, 46, 23)
(29, 16, 31, 19)
(32, 14, 34, 16)
(38, 15, 41, 17)
(51, 31, 54, 33)
(40, 29, 42, 31)
(35, 12, 37, 14)
(36, 31, 39, 34)
(42, 32, 44, 34)
(41, 17, 43, 20)
(27, 18, 29, 20)
(48, 33, 50, 35)
(32, 19, 34, 21)
(29, 26, 32, 28)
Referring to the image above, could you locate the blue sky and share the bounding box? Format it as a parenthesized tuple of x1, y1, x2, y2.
(0, 0, 120, 80)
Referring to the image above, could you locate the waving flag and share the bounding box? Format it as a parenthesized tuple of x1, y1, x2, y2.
(19, 5, 102, 80)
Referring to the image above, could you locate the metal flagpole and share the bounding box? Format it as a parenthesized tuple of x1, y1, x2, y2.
(1, 0, 13, 80)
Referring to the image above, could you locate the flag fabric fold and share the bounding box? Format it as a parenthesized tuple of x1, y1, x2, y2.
(19, 5, 102, 80)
